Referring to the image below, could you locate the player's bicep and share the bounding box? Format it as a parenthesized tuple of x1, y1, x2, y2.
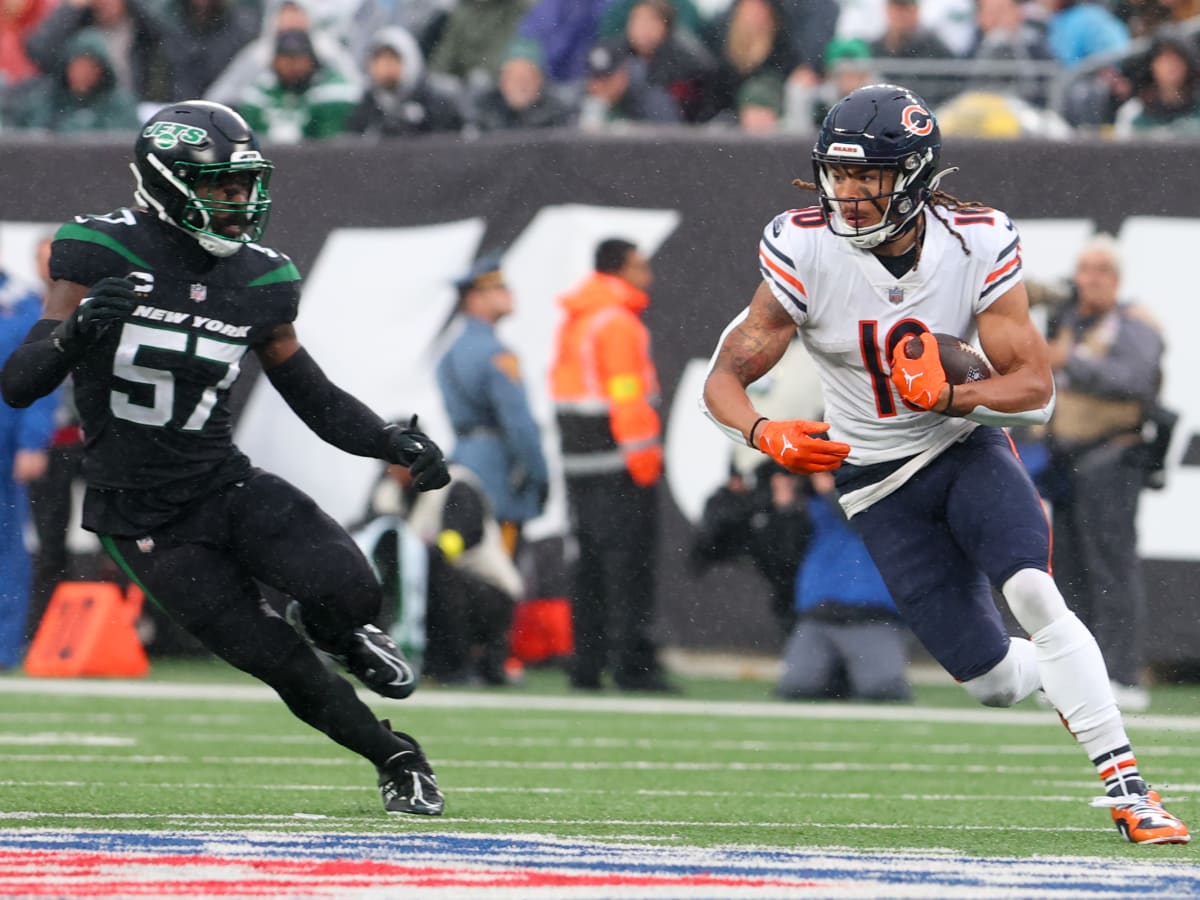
(712, 281, 797, 387)
(42, 279, 89, 321)
(255, 322, 301, 368)
(976, 283, 1050, 378)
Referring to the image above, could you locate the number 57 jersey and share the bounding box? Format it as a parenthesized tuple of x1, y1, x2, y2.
(50, 207, 302, 536)
(758, 204, 1023, 467)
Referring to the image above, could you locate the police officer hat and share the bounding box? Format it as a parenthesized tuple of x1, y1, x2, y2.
(453, 252, 506, 293)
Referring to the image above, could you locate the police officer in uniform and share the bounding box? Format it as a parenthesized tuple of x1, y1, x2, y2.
(436, 254, 548, 554)
(1, 100, 449, 816)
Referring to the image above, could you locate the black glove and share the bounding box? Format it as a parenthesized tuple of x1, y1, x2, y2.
(384, 415, 451, 492)
(54, 277, 137, 355)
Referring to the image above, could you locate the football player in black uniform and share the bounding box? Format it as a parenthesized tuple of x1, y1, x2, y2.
(1, 100, 449, 816)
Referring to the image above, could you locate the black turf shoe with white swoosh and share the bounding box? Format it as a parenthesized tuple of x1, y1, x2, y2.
(285, 602, 417, 699)
(377, 720, 444, 815)
(337, 624, 418, 699)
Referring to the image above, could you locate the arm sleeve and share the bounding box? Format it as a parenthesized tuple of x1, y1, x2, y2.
(1, 320, 76, 409)
(975, 218, 1023, 314)
(759, 216, 809, 325)
(264, 347, 390, 458)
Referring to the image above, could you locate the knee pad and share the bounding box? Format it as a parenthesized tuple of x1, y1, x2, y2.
(1002, 568, 1069, 635)
(961, 637, 1040, 707)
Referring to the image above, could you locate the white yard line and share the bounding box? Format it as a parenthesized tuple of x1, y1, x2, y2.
(1, 676, 1199, 731)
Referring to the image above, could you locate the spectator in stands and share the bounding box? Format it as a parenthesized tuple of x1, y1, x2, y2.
(618, 0, 716, 122)
(516, 0, 612, 83)
(349, 0, 455, 61)
(429, 0, 533, 87)
(159, 0, 261, 101)
(598, 0, 706, 43)
(777, 471, 912, 702)
(787, 36, 877, 129)
(6, 28, 141, 133)
(578, 41, 681, 128)
(774, 0, 841, 89)
(1, 0, 54, 90)
(735, 73, 784, 132)
(356, 457, 522, 686)
(23, 0, 171, 104)
(346, 26, 464, 137)
(870, 0, 955, 61)
(1037, 0, 1129, 68)
(467, 38, 576, 131)
(966, 0, 1056, 104)
(1114, 34, 1200, 136)
(206, 0, 361, 108)
(237, 27, 359, 141)
(703, 0, 800, 122)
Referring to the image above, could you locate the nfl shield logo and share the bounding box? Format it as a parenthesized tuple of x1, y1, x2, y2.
(887, 286, 905, 305)
(136, 536, 155, 554)
(189, 283, 207, 302)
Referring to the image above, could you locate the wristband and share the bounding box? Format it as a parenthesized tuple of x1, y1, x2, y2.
(747, 416, 769, 448)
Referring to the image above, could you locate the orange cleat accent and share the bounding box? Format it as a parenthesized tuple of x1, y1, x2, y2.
(1092, 791, 1191, 845)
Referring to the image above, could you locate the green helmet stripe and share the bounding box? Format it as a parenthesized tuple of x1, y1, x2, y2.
(54, 222, 153, 270)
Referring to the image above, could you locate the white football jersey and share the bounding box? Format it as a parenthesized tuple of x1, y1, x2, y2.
(759, 203, 1023, 466)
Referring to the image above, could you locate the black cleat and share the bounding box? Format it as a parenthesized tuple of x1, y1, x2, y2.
(377, 721, 444, 816)
(286, 602, 417, 699)
(338, 624, 418, 699)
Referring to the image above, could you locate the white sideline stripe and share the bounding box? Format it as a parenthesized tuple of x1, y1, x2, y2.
(2, 677, 1199, 731)
(0, 810, 1117, 834)
(0, 733, 134, 746)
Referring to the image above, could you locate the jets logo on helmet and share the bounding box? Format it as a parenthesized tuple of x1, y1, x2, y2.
(131, 100, 273, 258)
(142, 122, 209, 150)
(900, 104, 934, 136)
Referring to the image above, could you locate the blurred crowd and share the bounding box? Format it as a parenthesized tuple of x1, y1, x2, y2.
(3, 0, 1200, 142)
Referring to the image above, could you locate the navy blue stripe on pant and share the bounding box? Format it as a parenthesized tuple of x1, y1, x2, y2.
(848, 427, 1050, 683)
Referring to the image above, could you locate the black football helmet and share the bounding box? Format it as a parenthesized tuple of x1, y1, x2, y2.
(131, 100, 273, 257)
(813, 84, 942, 250)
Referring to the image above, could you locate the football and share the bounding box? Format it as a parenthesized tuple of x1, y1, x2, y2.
(904, 332, 993, 384)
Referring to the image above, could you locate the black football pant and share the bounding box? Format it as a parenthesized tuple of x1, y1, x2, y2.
(565, 471, 661, 686)
(101, 470, 401, 767)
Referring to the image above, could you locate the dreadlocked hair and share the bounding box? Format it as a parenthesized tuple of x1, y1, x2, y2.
(790, 178, 987, 262)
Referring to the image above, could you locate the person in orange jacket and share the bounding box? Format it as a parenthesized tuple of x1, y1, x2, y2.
(550, 238, 676, 692)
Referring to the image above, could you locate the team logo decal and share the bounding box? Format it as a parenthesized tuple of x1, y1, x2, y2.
(142, 122, 209, 150)
(900, 104, 934, 137)
(888, 286, 905, 305)
(189, 283, 207, 302)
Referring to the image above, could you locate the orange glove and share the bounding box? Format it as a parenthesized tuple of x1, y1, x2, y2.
(755, 420, 850, 474)
(890, 332, 949, 411)
(625, 444, 663, 486)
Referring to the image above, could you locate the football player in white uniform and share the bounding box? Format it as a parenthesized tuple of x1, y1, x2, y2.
(702, 84, 1188, 845)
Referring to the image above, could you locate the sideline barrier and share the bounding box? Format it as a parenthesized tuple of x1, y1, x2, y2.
(24, 582, 150, 678)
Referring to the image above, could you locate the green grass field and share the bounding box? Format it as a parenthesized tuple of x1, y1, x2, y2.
(1, 658, 1196, 866)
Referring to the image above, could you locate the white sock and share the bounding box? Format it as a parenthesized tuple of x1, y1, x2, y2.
(1003, 569, 1130, 763)
(962, 637, 1040, 707)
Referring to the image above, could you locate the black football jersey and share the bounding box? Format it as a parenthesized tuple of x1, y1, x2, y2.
(50, 208, 301, 536)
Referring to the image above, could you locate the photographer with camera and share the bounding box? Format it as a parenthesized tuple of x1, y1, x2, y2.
(1041, 234, 1167, 712)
